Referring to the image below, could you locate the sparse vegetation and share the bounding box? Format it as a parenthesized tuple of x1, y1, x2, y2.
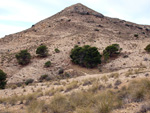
(44, 89, 121, 113)
(15, 50, 31, 65)
(39, 75, 48, 82)
(134, 34, 139, 38)
(1, 4, 150, 113)
(138, 102, 150, 113)
(82, 78, 97, 86)
(70, 45, 101, 68)
(27, 100, 45, 113)
(124, 69, 134, 77)
(58, 68, 64, 74)
(114, 79, 122, 86)
(88, 82, 105, 93)
(45, 87, 64, 96)
(101, 75, 108, 82)
(1, 78, 150, 113)
(0, 69, 7, 89)
(127, 79, 150, 102)
(48, 93, 74, 113)
(145, 44, 150, 53)
(65, 81, 79, 92)
(25, 79, 34, 85)
(36, 45, 48, 57)
(44, 61, 51, 67)
(60, 72, 71, 79)
(55, 48, 60, 53)
(109, 73, 119, 79)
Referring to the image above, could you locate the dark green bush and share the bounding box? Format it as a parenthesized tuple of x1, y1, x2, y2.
(55, 48, 60, 53)
(44, 61, 51, 67)
(70, 45, 101, 68)
(45, 76, 52, 81)
(0, 69, 7, 89)
(58, 68, 64, 74)
(16, 50, 31, 65)
(103, 52, 110, 62)
(25, 79, 34, 85)
(145, 44, 150, 53)
(39, 75, 51, 82)
(134, 34, 138, 38)
(36, 45, 48, 57)
(59, 72, 71, 79)
(103, 44, 121, 62)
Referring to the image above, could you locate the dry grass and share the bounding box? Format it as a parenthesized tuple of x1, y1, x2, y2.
(124, 69, 134, 77)
(44, 89, 122, 113)
(0, 89, 43, 106)
(117, 78, 150, 103)
(47, 93, 74, 113)
(65, 81, 79, 92)
(45, 87, 64, 96)
(88, 82, 105, 93)
(1, 78, 150, 113)
(109, 73, 119, 79)
(134, 68, 144, 74)
(27, 100, 45, 113)
(137, 102, 150, 113)
(101, 75, 108, 82)
(127, 79, 150, 101)
(82, 77, 97, 86)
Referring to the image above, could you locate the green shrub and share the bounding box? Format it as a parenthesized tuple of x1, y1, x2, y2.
(103, 44, 121, 62)
(134, 34, 138, 38)
(0, 69, 7, 89)
(44, 61, 51, 67)
(58, 68, 64, 74)
(39, 75, 48, 80)
(103, 52, 109, 62)
(55, 48, 60, 53)
(70, 45, 101, 68)
(39, 75, 50, 82)
(25, 79, 34, 85)
(15, 50, 31, 65)
(145, 44, 150, 53)
(36, 45, 48, 57)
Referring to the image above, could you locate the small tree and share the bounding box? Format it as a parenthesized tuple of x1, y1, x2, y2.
(36, 45, 48, 57)
(70, 45, 101, 68)
(145, 44, 150, 53)
(25, 79, 34, 85)
(44, 61, 51, 67)
(16, 50, 31, 65)
(55, 48, 60, 53)
(0, 69, 7, 89)
(103, 44, 121, 62)
(58, 68, 64, 74)
(39, 75, 49, 82)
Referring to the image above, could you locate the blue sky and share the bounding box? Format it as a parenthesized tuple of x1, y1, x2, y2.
(0, 0, 150, 38)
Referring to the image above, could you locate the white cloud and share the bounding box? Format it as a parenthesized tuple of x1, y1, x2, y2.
(0, 24, 26, 38)
(0, 0, 50, 22)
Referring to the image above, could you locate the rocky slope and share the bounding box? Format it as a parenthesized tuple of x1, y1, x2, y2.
(0, 3, 150, 113)
(0, 3, 150, 84)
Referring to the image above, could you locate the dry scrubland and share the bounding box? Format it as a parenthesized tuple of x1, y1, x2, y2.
(0, 68, 150, 113)
(0, 3, 150, 113)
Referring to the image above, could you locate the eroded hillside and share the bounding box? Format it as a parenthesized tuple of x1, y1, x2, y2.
(0, 3, 150, 83)
(0, 3, 150, 113)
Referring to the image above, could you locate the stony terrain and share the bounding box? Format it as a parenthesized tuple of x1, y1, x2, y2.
(0, 3, 150, 113)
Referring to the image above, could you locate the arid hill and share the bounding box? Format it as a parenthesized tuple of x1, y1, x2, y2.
(0, 3, 150, 83)
(1, 3, 150, 113)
